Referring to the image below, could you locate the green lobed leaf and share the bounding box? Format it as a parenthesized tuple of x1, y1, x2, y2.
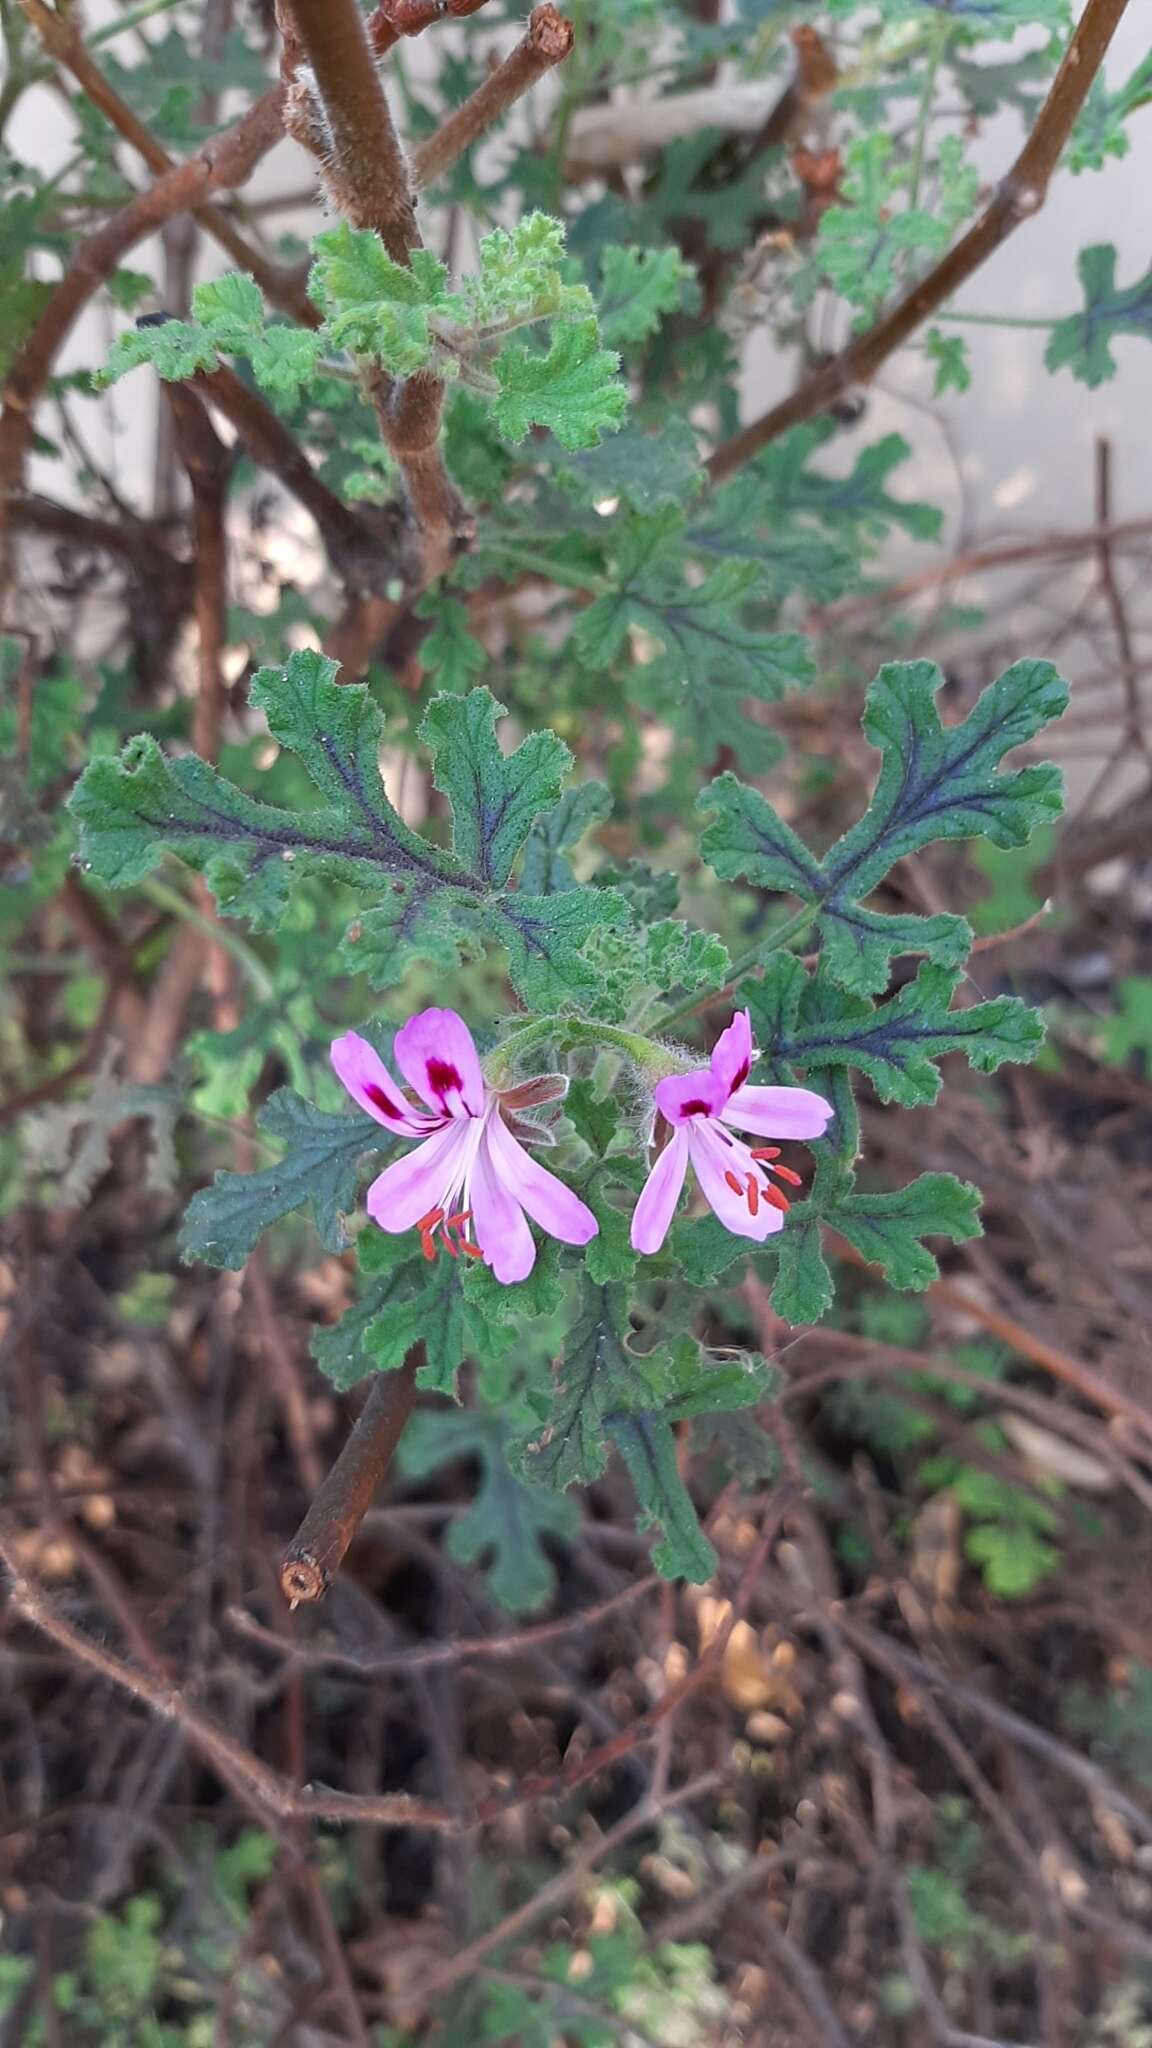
(688, 479, 859, 602)
(1068, 52, 1152, 174)
(1046, 244, 1152, 389)
(582, 919, 730, 1024)
(401, 1410, 578, 1613)
(514, 1280, 656, 1492)
(596, 243, 698, 346)
(486, 886, 630, 1009)
(514, 1285, 759, 1581)
(97, 319, 219, 388)
(701, 657, 1068, 993)
(574, 507, 814, 767)
(181, 1089, 383, 1269)
(468, 211, 592, 328)
(815, 135, 978, 323)
(70, 661, 623, 1010)
(826, 1171, 983, 1289)
(548, 419, 704, 514)
(745, 955, 1046, 1106)
(520, 781, 613, 895)
(415, 592, 487, 693)
(492, 318, 628, 449)
(606, 1410, 715, 1582)
(310, 223, 456, 371)
(419, 685, 572, 890)
(756, 423, 943, 544)
(925, 328, 972, 395)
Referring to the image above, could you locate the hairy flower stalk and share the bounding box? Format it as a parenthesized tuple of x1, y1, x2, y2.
(631, 1009, 833, 1253)
(332, 1007, 597, 1283)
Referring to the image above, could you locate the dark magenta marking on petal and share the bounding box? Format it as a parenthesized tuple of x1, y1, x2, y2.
(679, 1098, 714, 1117)
(366, 1082, 403, 1119)
(730, 1058, 750, 1091)
(426, 1057, 464, 1101)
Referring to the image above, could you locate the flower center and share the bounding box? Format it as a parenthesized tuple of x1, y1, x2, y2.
(416, 1207, 484, 1262)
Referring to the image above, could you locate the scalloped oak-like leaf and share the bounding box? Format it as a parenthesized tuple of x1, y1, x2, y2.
(180, 1089, 386, 1270)
(745, 953, 1045, 1106)
(70, 658, 629, 1009)
(769, 1171, 983, 1324)
(700, 657, 1067, 993)
(400, 1410, 578, 1614)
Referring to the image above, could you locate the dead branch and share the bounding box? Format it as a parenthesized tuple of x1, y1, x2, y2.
(0, 1535, 454, 1831)
(280, 1355, 421, 1604)
(228, 1572, 659, 1674)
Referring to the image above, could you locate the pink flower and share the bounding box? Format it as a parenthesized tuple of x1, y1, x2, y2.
(631, 1009, 833, 1254)
(331, 1007, 598, 1285)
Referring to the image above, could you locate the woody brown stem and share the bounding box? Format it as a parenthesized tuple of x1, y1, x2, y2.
(707, 0, 1131, 485)
(367, 0, 491, 59)
(279, 1354, 421, 1605)
(162, 383, 233, 761)
(414, 5, 574, 189)
(0, 88, 282, 593)
(17, 0, 306, 322)
(183, 360, 403, 593)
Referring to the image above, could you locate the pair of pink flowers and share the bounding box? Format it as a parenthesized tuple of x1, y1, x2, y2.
(332, 1006, 832, 1285)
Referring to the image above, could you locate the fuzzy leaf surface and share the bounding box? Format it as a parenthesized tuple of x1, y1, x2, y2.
(181, 1090, 382, 1269)
(701, 658, 1067, 992)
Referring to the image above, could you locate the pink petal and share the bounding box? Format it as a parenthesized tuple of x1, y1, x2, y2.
(709, 1008, 754, 1102)
(482, 1111, 599, 1247)
(469, 1127, 537, 1284)
(393, 1007, 485, 1119)
(365, 1121, 475, 1233)
(722, 1085, 833, 1140)
(688, 1120, 782, 1243)
(653, 1067, 721, 1125)
(330, 1031, 437, 1136)
(631, 1128, 689, 1253)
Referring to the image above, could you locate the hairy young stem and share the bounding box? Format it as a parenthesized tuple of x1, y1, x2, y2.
(706, 0, 1132, 484)
(278, 0, 471, 588)
(281, 0, 419, 259)
(413, 4, 574, 188)
(280, 1354, 421, 1604)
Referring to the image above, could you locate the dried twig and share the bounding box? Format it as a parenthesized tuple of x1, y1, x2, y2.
(229, 1571, 658, 1673)
(280, 1356, 421, 1605)
(409, 1772, 723, 2018)
(182, 360, 396, 593)
(828, 1239, 1152, 1446)
(707, 0, 1132, 483)
(0, 1536, 453, 1831)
